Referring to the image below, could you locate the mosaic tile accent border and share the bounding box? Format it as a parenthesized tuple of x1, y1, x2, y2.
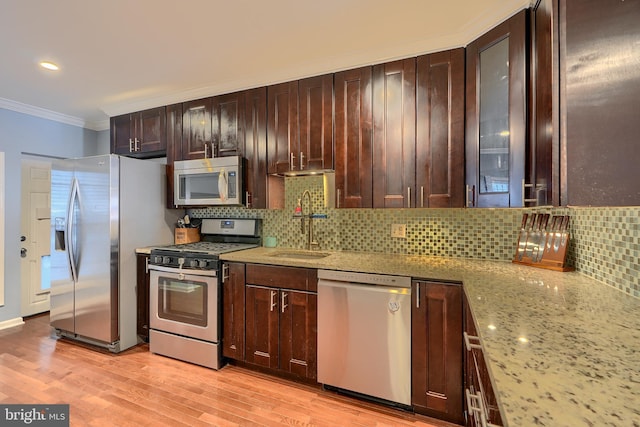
(189, 177, 640, 298)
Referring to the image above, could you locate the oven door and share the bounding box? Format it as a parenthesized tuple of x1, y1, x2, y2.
(149, 265, 219, 343)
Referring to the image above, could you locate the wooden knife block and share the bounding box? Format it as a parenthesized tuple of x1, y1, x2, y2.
(512, 214, 574, 272)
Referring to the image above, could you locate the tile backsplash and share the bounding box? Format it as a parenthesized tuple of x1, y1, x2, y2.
(190, 176, 640, 298)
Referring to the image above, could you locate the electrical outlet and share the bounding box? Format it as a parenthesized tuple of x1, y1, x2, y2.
(390, 223, 406, 238)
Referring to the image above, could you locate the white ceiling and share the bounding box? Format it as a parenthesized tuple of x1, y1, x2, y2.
(0, 0, 530, 131)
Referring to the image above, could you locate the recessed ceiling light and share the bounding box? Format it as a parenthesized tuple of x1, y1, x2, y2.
(39, 61, 60, 71)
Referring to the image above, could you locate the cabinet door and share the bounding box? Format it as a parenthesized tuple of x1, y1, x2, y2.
(561, 0, 640, 206)
(412, 281, 463, 424)
(372, 59, 416, 208)
(298, 74, 333, 172)
(243, 87, 270, 209)
(182, 97, 213, 160)
(529, 0, 559, 207)
(279, 290, 317, 380)
(416, 49, 465, 208)
(334, 67, 373, 208)
(466, 10, 527, 207)
(463, 294, 503, 426)
(110, 114, 133, 155)
(267, 81, 299, 174)
(135, 254, 150, 342)
(213, 91, 245, 157)
(245, 285, 279, 369)
(222, 262, 245, 360)
(136, 106, 167, 154)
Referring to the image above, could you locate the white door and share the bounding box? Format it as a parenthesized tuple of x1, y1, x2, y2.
(20, 157, 52, 317)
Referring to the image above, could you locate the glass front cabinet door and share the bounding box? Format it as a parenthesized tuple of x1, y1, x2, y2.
(465, 10, 527, 207)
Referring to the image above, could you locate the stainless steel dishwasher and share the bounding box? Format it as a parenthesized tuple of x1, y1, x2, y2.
(317, 270, 412, 407)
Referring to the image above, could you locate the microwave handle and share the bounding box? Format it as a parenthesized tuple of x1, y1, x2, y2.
(218, 168, 228, 202)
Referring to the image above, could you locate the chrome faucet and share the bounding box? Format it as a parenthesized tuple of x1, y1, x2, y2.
(300, 190, 319, 250)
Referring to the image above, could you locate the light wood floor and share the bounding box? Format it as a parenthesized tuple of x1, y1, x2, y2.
(0, 314, 458, 427)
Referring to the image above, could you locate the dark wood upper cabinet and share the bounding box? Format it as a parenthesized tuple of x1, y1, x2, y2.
(372, 59, 416, 208)
(213, 91, 245, 157)
(560, 0, 640, 206)
(267, 76, 333, 175)
(298, 74, 333, 172)
(334, 66, 373, 208)
(267, 81, 299, 174)
(529, 0, 560, 207)
(412, 281, 464, 424)
(416, 49, 465, 208)
(465, 10, 528, 207)
(242, 87, 270, 209)
(181, 97, 213, 160)
(110, 106, 166, 158)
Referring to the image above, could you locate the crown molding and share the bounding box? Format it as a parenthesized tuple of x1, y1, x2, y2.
(0, 97, 108, 132)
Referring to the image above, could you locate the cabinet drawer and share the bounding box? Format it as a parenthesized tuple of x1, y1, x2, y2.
(246, 264, 317, 292)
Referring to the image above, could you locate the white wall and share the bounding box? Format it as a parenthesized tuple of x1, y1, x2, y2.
(0, 108, 99, 323)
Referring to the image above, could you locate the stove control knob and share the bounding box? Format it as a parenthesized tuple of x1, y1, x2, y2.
(198, 259, 208, 268)
(189, 259, 199, 268)
(162, 256, 171, 264)
(152, 255, 162, 264)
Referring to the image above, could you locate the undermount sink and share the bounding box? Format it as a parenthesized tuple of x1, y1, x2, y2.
(268, 250, 331, 260)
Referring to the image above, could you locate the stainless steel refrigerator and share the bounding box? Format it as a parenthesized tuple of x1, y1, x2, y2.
(50, 154, 175, 352)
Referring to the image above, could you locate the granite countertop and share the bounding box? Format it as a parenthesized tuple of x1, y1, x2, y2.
(221, 247, 640, 427)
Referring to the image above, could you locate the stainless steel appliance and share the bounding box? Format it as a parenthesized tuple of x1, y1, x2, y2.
(317, 270, 412, 407)
(173, 156, 243, 206)
(148, 218, 259, 369)
(50, 154, 174, 353)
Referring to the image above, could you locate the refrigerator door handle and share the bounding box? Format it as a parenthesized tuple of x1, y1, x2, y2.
(67, 178, 80, 282)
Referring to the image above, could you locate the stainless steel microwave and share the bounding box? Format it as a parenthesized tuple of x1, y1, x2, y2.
(173, 156, 243, 206)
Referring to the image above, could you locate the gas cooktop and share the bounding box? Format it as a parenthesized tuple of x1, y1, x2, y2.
(153, 241, 258, 255)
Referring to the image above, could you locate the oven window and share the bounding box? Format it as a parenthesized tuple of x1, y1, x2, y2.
(157, 276, 208, 327)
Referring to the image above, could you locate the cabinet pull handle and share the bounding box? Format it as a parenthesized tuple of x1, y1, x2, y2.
(300, 151, 305, 170)
(129, 138, 134, 153)
(464, 332, 483, 351)
(415, 284, 420, 308)
(466, 185, 476, 207)
(522, 179, 537, 206)
(134, 138, 140, 152)
(222, 264, 229, 283)
(281, 291, 288, 313)
(336, 188, 341, 208)
(270, 290, 277, 312)
(204, 143, 209, 159)
(245, 191, 251, 208)
(465, 388, 488, 427)
(407, 187, 411, 208)
(420, 186, 424, 208)
(145, 256, 149, 274)
(290, 152, 296, 170)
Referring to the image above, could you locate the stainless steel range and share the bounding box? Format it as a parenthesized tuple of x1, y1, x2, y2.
(148, 218, 260, 369)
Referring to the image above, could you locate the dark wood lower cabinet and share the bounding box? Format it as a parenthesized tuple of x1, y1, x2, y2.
(279, 290, 317, 380)
(411, 281, 464, 424)
(224, 263, 318, 382)
(245, 285, 280, 369)
(222, 262, 246, 360)
(464, 292, 503, 426)
(135, 253, 150, 342)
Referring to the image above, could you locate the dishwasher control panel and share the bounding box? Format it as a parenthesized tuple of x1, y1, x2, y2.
(317, 270, 411, 288)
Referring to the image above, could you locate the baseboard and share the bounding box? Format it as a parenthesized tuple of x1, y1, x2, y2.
(0, 317, 25, 331)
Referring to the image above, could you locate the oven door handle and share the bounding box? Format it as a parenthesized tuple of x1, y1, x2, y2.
(148, 264, 218, 277)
